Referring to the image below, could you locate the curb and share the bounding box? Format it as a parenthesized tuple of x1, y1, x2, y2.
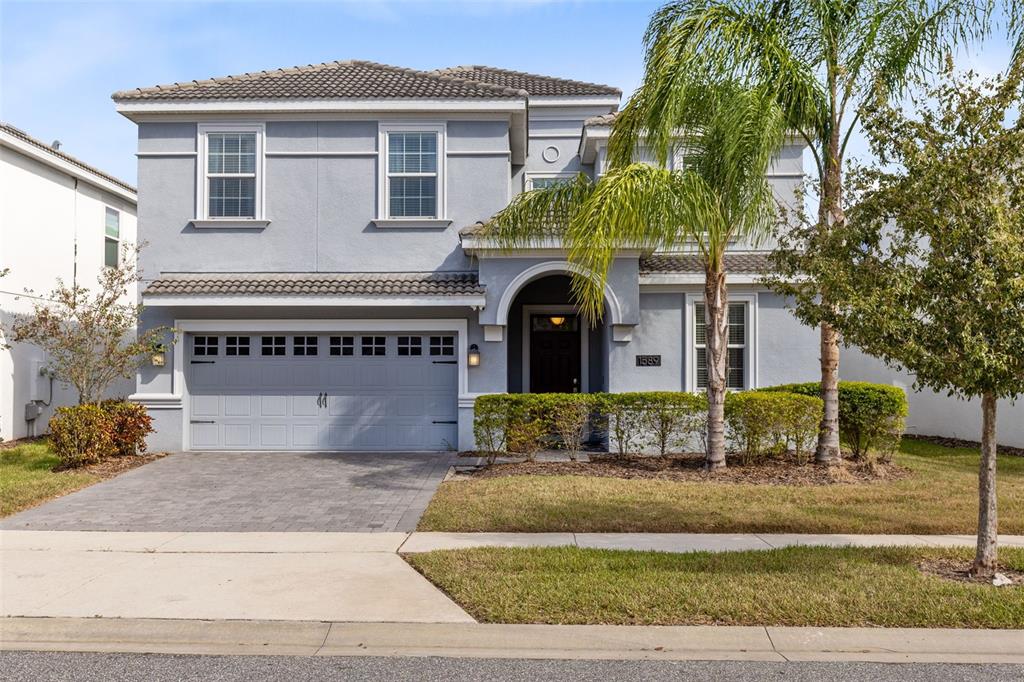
(3, 618, 1023, 663)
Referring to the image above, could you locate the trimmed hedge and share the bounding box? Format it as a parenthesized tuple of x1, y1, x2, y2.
(725, 391, 823, 465)
(47, 400, 154, 468)
(759, 381, 908, 461)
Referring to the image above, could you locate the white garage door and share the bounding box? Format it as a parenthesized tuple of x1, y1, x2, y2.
(187, 333, 459, 451)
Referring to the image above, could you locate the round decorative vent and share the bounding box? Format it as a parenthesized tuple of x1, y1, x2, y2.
(542, 145, 561, 163)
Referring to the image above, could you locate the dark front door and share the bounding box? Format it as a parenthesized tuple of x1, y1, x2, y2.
(530, 314, 581, 393)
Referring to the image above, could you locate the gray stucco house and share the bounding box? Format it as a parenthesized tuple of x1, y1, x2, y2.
(117, 60, 820, 453)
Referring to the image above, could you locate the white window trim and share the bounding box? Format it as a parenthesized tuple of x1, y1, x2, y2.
(104, 206, 120, 269)
(194, 123, 267, 228)
(525, 172, 576, 191)
(685, 292, 757, 392)
(376, 122, 447, 226)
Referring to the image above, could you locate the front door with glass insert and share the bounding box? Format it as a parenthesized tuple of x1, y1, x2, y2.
(529, 314, 581, 393)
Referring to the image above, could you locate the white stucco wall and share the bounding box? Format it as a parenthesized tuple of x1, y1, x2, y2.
(842, 346, 1024, 448)
(0, 136, 137, 440)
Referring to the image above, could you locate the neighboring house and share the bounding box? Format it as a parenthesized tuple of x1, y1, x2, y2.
(0, 123, 138, 441)
(113, 60, 820, 453)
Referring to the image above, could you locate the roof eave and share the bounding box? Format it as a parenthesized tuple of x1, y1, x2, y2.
(114, 97, 527, 120)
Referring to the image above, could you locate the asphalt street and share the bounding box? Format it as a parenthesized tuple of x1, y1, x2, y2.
(2, 652, 1022, 682)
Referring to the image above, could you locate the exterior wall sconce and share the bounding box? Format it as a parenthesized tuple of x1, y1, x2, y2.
(549, 316, 566, 326)
(150, 343, 168, 367)
(467, 344, 481, 367)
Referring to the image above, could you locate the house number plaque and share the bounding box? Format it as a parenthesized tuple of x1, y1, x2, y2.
(635, 355, 662, 367)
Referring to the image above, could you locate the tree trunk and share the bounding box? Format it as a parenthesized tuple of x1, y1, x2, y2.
(816, 100, 845, 464)
(816, 322, 841, 463)
(972, 392, 999, 579)
(704, 263, 728, 469)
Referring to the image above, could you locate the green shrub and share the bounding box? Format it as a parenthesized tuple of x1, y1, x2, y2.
(100, 399, 153, 457)
(473, 394, 510, 459)
(636, 392, 707, 457)
(725, 391, 824, 465)
(593, 393, 649, 458)
(547, 394, 593, 461)
(473, 394, 560, 463)
(48, 404, 114, 467)
(761, 381, 907, 461)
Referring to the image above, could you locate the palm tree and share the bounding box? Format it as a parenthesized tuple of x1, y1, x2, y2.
(488, 86, 785, 467)
(611, 0, 994, 463)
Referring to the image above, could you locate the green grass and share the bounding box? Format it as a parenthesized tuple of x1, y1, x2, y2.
(406, 545, 1024, 628)
(419, 439, 1024, 534)
(0, 441, 98, 517)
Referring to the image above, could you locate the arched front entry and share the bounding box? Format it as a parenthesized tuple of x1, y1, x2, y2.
(505, 275, 608, 394)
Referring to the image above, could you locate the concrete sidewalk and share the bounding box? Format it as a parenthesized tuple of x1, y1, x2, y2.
(3, 617, 1023, 664)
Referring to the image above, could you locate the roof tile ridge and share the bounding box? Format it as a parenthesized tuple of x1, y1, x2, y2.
(358, 60, 527, 98)
(435, 64, 621, 95)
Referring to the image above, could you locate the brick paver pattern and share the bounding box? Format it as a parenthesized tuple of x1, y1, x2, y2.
(0, 451, 457, 532)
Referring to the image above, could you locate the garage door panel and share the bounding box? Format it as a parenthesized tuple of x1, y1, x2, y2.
(292, 395, 320, 417)
(224, 424, 253, 448)
(224, 395, 252, 417)
(188, 332, 458, 451)
(259, 395, 288, 417)
(259, 424, 288, 448)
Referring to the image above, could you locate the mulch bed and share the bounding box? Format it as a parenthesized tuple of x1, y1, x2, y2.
(905, 434, 1024, 458)
(919, 557, 1024, 587)
(54, 451, 169, 477)
(459, 453, 910, 486)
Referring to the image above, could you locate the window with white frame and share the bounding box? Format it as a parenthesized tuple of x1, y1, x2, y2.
(329, 336, 354, 356)
(199, 125, 262, 220)
(361, 336, 386, 356)
(694, 302, 747, 390)
(429, 335, 455, 357)
(261, 336, 286, 356)
(397, 336, 422, 356)
(381, 124, 443, 219)
(104, 208, 120, 268)
(225, 336, 250, 356)
(293, 336, 318, 356)
(193, 335, 218, 357)
(526, 174, 575, 191)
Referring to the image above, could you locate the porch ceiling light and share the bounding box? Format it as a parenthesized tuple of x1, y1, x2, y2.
(468, 343, 481, 367)
(549, 316, 566, 326)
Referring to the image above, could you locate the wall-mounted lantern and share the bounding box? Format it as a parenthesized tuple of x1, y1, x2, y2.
(150, 342, 168, 367)
(467, 343, 481, 367)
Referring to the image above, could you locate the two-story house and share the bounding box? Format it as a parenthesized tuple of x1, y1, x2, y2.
(1, 123, 138, 441)
(116, 60, 821, 453)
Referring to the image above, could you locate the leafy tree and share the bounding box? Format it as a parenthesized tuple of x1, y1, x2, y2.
(488, 86, 785, 467)
(4, 246, 172, 405)
(772, 60, 1023, 578)
(615, 0, 1000, 463)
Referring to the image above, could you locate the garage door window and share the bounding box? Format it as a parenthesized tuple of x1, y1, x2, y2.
(261, 336, 286, 356)
(293, 336, 318, 356)
(225, 336, 250, 356)
(429, 336, 455, 356)
(397, 336, 422, 356)
(330, 336, 354, 356)
(193, 336, 218, 356)
(361, 336, 386, 356)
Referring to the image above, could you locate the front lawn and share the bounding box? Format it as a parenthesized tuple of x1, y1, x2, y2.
(406, 545, 1024, 628)
(0, 441, 98, 516)
(418, 438, 1024, 533)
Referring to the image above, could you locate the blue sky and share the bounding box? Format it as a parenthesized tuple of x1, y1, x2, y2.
(1, 0, 1014, 186)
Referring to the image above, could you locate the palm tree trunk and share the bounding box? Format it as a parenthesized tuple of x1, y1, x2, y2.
(972, 392, 999, 578)
(704, 262, 728, 469)
(816, 103, 844, 464)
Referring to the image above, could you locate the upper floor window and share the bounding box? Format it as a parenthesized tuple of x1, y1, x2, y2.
(104, 207, 120, 268)
(198, 124, 264, 221)
(526, 174, 575, 191)
(380, 124, 445, 221)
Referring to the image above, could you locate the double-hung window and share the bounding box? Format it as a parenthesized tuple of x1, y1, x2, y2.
(694, 302, 747, 390)
(198, 124, 263, 223)
(380, 124, 445, 221)
(104, 207, 120, 268)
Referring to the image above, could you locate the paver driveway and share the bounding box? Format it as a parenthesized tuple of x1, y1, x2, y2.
(0, 451, 457, 532)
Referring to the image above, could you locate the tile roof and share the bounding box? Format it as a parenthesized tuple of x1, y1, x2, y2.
(640, 253, 772, 274)
(144, 272, 485, 297)
(0, 122, 136, 194)
(112, 60, 527, 102)
(433, 65, 621, 97)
